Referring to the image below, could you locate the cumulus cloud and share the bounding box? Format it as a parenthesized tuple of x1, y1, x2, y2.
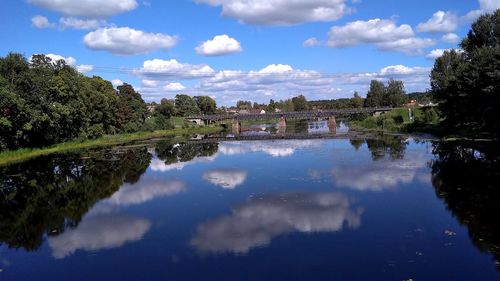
(465, 0, 500, 21)
(31, 15, 55, 28)
(332, 151, 430, 191)
(196, 0, 351, 25)
(134, 59, 215, 79)
(218, 140, 323, 157)
(105, 178, 186, 206)
(76, 64, 94, 73)
(441, 33, 460, 44)
(191, 192, 363, 253)
(134, 60, 432, 104)
(325, 18, 434, 55)
(203, 169, 248, 189)
(28, 0, 138, 18)
(111, 79, 124, 88)
(149, 154, 216, 172)
(48, 214, 150, 258)
(43, 53, 77, 65)
(59, 17, 107, 30)
(196, 34, 242, 56)
(83, 27, 178, 55)
(303, 37, 320, 47)
(425, 48, 463, 59)
(416, 11, 459, 33)
(164, 82, 186, 91)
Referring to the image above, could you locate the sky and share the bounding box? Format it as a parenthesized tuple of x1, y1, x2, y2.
(1, 0, 499, 106)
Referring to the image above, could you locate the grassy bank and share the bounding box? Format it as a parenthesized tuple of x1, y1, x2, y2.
(0, 126, 223, 166)
(350, 107, 442, 135)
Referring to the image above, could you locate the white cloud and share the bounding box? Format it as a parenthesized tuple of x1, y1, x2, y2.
(111, 79, 124, 88)
(83, 27, 178, 55)
(465, 0, 500, 21)
(105, 179, 185, 206)
(44, 53, 77, 65)
(376, 37, 436, 55)
(203, 169, 248, 189)
(325, 18, 434, 55)
(416, 11, 459, 33)
(28, 0, 138, 18)
(76, 64, 94, 73)
(303, 37, 320, 47)
(332, 151, 430, 191)
(31, 15, 55, 28)
(59, 17, 107, 30)
(48, 214, 150, 258)
(380, 65, 431, 76)
(196, 0, 351, 25)
(195, 34, 242, 56)
(164, 82, 186, 91)
(425, 48, 463, 60)
(191, 192, 363, 253)
(441, 33, 460, 44)
(33, 54, 94, 74)
(135, 60, 431, 104)
(327, 19, 413, 47)
(135, 59, 215, 79)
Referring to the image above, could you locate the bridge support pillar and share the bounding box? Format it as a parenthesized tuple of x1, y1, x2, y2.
(232, 119, 241, 135)
(328, 116, 337, 133)
(277, 117, 287, 134)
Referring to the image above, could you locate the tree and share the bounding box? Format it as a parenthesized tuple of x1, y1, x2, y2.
(364, 80, 385, 107)
(291, 95, 309, 111)
(236, 100, 252, 110)
(175, 94, 200, 116)
(351, 92, 364, 108)
(384, 79, 406, 107)
(116, 84, 148, 132)
(431, 9, 500, 136)
(193, 96, 217, 115)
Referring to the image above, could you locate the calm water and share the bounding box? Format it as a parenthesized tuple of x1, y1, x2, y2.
(0, 134, 499, 280)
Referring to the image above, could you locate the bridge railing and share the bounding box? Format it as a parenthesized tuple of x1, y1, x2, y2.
(186, 107, 394, 121)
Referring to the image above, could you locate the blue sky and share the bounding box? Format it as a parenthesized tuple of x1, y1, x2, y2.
(1, 0, 498, 105)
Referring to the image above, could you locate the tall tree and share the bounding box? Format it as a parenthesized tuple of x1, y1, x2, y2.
(291, 95, 309, 111)
(175, 94, 200, 116)
(193, 96, 217, 115)
(384, 79, 406, 107)
(431, 9, 500, 136)
(364, 80, 385, 107)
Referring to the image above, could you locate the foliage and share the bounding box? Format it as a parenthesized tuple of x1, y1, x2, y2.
(291, 95, 309, 111)
(431, 10, 500, 138)
(174, 94, 200, 116)
(0, 53, 148, 150)
(364, 79, 407, 107)
(193, 96, 217, 115)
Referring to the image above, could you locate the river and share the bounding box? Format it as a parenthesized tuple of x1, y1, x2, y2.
(0, 129, 498, 280)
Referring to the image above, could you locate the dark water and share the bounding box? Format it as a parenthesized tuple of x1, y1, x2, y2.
(0, 134, 499, 280)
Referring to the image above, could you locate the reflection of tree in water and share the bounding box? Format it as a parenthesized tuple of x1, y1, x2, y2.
(349, 135, 408, 160)
(155, 141, 218, 164)
(431, 141, 500, 269)
(0, 148, 151, 251)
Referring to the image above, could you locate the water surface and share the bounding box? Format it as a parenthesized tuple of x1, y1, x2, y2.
(0, 135, 498, 280)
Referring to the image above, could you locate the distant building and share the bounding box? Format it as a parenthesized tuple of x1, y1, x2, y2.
(147, 105, 157, 113)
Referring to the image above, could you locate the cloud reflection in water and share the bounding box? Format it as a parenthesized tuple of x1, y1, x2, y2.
(191, 192, 362, 254)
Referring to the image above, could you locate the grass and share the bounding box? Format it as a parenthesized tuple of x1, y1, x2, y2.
(0, 126, 223, 166)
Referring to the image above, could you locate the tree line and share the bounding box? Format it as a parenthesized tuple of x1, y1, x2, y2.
(0, 53, 217, 150)
(431, 9, 500, 138)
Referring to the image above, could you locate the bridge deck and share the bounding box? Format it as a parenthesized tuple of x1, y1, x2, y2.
(187, 107, 393, 121)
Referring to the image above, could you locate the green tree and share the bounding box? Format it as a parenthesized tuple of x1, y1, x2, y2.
(193, 96, 217, 115)
(364, 80, 385, 107)
(175, 94, 200, 116)
(291, 95, 309, 111)
(384, 79, 406, 107)
(431, 10, 500, 136)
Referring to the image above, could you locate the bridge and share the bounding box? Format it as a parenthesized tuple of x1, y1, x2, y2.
(186, 107, 393, 124)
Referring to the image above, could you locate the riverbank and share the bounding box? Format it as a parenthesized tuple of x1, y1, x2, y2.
(0, 126, 223, 166)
